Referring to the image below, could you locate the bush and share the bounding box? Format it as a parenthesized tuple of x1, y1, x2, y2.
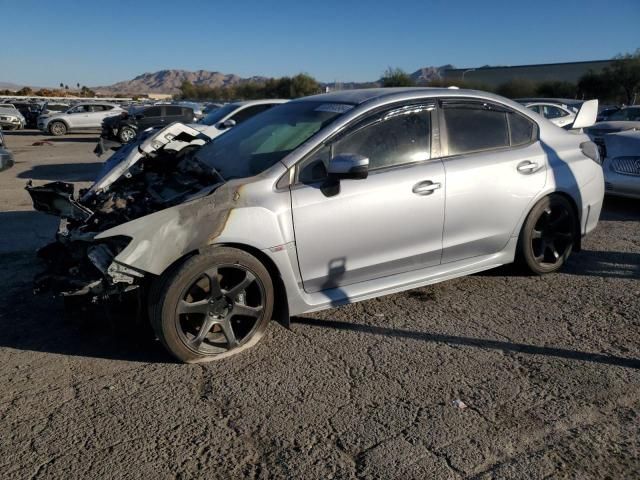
(381, 67, 415, 87)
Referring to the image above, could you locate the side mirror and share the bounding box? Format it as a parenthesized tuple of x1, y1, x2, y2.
(217, 119, 236, 129)
(327, 153, 369, 180)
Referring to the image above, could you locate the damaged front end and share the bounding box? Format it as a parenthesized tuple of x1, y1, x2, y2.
(27, 122, 222, 301)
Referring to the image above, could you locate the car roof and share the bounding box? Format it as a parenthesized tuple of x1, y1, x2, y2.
(294, 87, 525, 108)
(231, 99, 289, 107)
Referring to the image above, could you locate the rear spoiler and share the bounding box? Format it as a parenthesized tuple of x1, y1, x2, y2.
(569, 99, 598, 130)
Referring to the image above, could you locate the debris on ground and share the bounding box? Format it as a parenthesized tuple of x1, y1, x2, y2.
(452, 399, 468, 410)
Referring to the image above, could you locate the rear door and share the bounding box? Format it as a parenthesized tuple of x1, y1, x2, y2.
(439, 99, 546, 263)
(291, 103, 446, 292)
(138, 106, 163, 129)
(163, 105, 189, 124)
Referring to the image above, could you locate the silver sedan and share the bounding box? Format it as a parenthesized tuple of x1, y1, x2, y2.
(28, 88, 605, 362)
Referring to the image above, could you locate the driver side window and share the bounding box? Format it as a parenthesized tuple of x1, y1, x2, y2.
(296, 106, 432, 184)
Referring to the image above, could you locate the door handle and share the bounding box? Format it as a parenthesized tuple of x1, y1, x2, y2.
(517, 161, 540, 174)
(412, 180, 441, 195)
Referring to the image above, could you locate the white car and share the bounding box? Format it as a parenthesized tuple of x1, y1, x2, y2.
(601, 129, 640, 199)
(0, 104, 26, 130)
(38, 103, 124, 136)
(524, 102, 577, 128)
(193, 99, 288, 140)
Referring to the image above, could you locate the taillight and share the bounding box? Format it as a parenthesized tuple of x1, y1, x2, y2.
(580, 141, 601, 164)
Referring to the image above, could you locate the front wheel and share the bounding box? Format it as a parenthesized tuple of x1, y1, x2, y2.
(118, 126, 136, 143)
(150, 247, 274, 363)
(49, 121, 67, 136)
(518, 195, 578, 275)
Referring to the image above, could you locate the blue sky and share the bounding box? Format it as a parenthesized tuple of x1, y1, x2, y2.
(1, 0, 638, 87)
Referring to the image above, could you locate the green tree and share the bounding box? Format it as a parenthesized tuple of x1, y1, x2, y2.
(290, 73, 320, 97)
(577, 70, 614, 101)
(381, 67, 415, 87)
(535, 81, 576, 98)
(496, 78, 537, 98)
(606, 50, 640, 104)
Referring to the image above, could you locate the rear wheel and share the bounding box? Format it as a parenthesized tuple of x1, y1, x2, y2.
(49, 121, 67, 136)
(518, 195, 577, 275)
(150, 247, 274, 363)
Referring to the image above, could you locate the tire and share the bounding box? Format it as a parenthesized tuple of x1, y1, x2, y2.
(118, 126, 136, 143)
(518, 194, 577, 275)
(49, 121, 67, 136)
(150, 247, 274, 363)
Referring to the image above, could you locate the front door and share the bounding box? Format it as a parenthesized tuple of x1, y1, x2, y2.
(291, 104, 445, 293)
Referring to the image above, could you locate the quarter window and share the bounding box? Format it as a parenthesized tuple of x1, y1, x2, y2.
(508, 112, 536, 146)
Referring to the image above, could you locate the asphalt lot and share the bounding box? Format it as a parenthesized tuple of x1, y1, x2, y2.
(0, 129, 639, 479)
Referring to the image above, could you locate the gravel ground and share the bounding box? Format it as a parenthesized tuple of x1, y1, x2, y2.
(0, 130, 638, 479)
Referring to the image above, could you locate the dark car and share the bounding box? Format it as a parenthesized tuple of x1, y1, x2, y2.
(596, 105, 620, 122)
(101, 105, 195, 144)
(11, 102, 41, 128)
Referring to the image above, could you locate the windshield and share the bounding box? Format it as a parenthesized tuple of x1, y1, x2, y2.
(199, 104, 239, 126)
(194, 101, 353, 180)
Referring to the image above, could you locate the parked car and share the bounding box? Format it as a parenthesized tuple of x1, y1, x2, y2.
(0, 104, 26, 130)
(195, 99, 288, 140)
(523, 102, 577, 128)
(585, 108, 640, 155)
(10, 102, 41, 128)
(100, 104, 195, 144)
(596, 105, 620, 122)
(26, 88, 603, 363)
(601, 130, 640, 199)
(38, 103, 124, 136)
(0, 127, 15, 171)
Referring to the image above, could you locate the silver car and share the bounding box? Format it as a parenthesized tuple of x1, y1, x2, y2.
(27, 88, 604, 363)
(38, 102, 124, 136)
(602, 129, 640, 199)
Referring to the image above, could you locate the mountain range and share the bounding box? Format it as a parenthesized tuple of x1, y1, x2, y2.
(2, 66, 454, 95)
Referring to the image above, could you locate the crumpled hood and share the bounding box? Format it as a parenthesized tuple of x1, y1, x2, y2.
(603, 129, 640, 159)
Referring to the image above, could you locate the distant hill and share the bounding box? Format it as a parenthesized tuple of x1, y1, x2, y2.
(95, 69, 268, 95)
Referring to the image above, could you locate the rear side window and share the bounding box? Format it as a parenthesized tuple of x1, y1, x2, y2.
(542, 105, 568, 119)
(144, 107, 162, 117)
(443, 104, 509, 155)
(164, 106, 182, 116)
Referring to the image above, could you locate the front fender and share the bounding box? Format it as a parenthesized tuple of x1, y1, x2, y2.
(95, 177, 292, 276)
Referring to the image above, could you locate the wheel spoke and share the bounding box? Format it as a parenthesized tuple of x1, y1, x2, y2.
(532, 229, 543, 239)
(177, 299, 209, 316)
(550, 209, 569, 229)
(204, 267, 223, 299)
(219, 318, 238, 348)
(227, 271, 256, 298)
(549, 242, 561, 261)
(231, 304, 263, 318)
(191, 316, 217, 348)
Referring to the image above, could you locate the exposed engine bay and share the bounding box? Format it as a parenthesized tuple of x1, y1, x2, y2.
(26, 123, 223, 299)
